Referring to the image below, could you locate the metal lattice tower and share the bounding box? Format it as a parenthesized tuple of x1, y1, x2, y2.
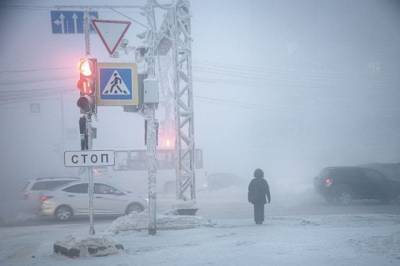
(156, 0, 196, 201)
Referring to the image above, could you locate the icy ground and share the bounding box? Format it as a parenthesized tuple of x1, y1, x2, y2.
(1, 213, 400, 266)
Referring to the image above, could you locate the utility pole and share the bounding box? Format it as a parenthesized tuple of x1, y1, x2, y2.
(170, 1, 196, 204)
(144, 0, 158, 235)
(144, 105, 157, 235)
(84, 9, 95, 236)
(146, 0, 197, 211)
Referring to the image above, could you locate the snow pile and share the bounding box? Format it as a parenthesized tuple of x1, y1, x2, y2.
(156, 213, 214, 230)
(54, 235, 123, 257)
(172, 200, 196, 209)
(108, 211, 215, 234)
(108, 212, 148, 233)
(172, 200, 198, 215)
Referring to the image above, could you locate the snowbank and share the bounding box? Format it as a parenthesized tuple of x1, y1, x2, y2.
(108, 211, 215, 234)
(54, 235, 123, 257)
(1, 214, 400, 265)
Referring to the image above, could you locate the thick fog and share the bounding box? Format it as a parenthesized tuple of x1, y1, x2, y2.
(1, 0, 400, 214)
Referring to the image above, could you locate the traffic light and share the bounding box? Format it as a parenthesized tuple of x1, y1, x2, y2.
(160, 132, 174, 149)
(145, 120, 159, 146)
(77, 58, 97, 113)
(158, 124, 175, 149)
(79, 116, 88, 150)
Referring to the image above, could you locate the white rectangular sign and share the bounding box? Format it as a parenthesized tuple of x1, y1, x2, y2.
(64, 150, 115, 167)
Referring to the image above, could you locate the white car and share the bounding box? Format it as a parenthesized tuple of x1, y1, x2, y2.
(40, 180, 146, 221)
(22, 177, 81, 212)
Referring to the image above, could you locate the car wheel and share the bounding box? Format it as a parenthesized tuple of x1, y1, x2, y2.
(55, 206, 73, 221)
(126, 203, 144, 215)
(335, 187, 352, 205)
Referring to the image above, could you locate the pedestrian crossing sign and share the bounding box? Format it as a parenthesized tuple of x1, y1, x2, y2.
(97, 63, 139, 106)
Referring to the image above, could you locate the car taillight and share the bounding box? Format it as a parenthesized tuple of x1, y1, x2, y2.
(324, 177, 333, 187)
(40, 195, 53, 202)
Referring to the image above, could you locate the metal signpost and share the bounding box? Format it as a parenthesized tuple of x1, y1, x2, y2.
(90, 8, 160, 234)
(64, 150, 115, 235)
(143, 1, 159, 235)
(58, 0, 195, 236)
(84, 9, 95, 235)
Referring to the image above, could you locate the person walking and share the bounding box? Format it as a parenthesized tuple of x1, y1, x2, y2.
(248, 168, 271, 224)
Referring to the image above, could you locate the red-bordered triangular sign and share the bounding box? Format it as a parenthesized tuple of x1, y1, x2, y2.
(92, 20, 131, 55)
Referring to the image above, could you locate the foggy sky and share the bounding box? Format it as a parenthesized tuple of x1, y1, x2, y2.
(1, 0, 400, 199)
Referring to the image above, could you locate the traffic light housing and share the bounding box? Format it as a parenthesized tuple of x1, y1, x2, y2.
(145, 120, 159, 146)
(154, 121, 175, 149)
(77, 58, 97, 113)
(79, 116, 88, 150)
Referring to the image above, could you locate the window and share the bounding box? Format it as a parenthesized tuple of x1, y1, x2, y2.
(63, 183, 88, 194)
(364, 169, 385, 181)
(95, 183, 122, 195)
(31, 180, 74, 191)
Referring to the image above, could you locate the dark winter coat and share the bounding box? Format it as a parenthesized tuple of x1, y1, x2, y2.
(248, 177, 271, 204)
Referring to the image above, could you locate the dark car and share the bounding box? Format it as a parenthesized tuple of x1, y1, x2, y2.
(314, 166, 400, 204)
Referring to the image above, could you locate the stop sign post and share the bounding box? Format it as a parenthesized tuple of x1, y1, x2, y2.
(64, 150, 115, 235)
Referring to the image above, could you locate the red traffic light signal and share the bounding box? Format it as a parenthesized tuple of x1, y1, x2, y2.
(77, 58, 97, 113)
(77, 79, 95, 95)
(80, 59, 94, 77)
(77, 58, 97, 96)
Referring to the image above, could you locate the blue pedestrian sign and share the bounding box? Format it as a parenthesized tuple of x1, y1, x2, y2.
(97, 63, 139, 106)
(50, 11, 98, 34)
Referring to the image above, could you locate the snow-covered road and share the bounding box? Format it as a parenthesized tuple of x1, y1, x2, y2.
(1, 213, 399, 266)
(1, 187, 400, 265)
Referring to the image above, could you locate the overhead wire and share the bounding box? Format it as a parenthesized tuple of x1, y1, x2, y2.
(193, 94, 400, 113)
(0, 76, 75, 86)
(0, 4, 52, 10)
(193, 63, 392, 85)
(0, 86, 74, 96)
(0, 89, 74, 106)
(192, 62, 398, 95)
(0, 85, 76, 103)
(109, 7, 149, 29)
(0, 66, 74, 74)
(193, 60, 399, 87)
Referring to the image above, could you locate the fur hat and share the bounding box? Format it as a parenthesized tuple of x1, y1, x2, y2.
(254, 168, 264, 178)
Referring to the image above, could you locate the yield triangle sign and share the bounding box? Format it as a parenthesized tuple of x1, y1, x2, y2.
(92, 19, 131, 55)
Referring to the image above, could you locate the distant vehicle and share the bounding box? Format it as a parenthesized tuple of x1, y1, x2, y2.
(314, 166, 400, 205)
(40, 180, 146, 221)
(360, 162, 400, 181)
